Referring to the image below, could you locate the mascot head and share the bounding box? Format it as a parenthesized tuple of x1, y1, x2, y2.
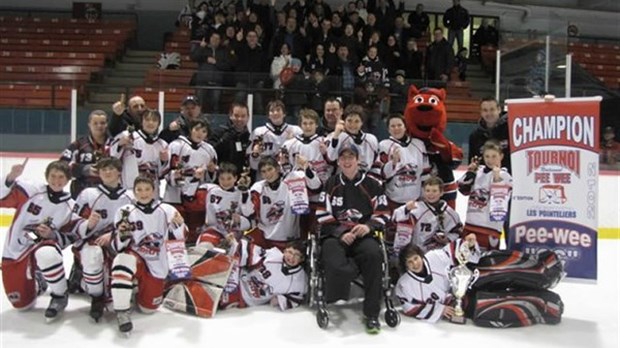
(404, 85, 448, 139)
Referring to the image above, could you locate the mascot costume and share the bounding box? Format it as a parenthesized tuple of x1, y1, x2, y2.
(403, 86, 463, 208)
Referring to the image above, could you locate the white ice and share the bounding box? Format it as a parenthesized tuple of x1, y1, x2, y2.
(0, 158, 618, 348)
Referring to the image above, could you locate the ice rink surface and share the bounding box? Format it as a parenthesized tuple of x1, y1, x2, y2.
(0, 156, 618, 348)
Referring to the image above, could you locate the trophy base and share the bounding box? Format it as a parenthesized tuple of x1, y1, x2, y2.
(449, 315, 467, 325)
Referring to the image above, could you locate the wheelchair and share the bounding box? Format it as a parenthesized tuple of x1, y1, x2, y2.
(306, 229, 401, 329)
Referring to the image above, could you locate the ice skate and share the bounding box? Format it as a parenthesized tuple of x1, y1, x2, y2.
(116, 310, 133, 336)
(44, 293, 68, 323)
(89, 295, 106, 323)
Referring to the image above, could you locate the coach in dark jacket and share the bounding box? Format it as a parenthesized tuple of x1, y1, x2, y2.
(208, 102, 252, 174)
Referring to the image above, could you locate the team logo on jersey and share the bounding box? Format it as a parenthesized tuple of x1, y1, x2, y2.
(248, 275, 273, 298)
(336, 209, 363, 223)
(266, 201, 285, 223)
(138, 232, 164, 252)
(469, 188, 490, 209)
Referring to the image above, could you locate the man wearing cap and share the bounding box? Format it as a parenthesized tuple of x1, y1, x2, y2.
(389, 69, 409, 113)
(316, 143, 390, 334)
(160, 95, 208, 143)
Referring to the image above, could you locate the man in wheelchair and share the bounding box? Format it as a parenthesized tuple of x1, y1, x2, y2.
(315, 144, 392, 334)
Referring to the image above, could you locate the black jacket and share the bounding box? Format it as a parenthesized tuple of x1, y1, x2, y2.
(208, 121, 251, 174)
(468, 113, 511, 172)
(443, 5, 470, 31)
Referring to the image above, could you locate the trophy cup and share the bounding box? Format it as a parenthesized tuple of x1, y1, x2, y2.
(237, 166, 252, 191)
(26, 217, 54, 243)
(118, 208, 133, 241)
(448, 241, 479, 324)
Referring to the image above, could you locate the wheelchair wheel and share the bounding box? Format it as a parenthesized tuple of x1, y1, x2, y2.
(316, 308, 329, 329)
(384, 308, 401, 328)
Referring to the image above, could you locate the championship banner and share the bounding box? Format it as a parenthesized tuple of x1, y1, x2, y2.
(507, 97, 600, 280)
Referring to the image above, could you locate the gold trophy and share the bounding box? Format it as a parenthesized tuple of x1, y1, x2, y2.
(448, 241, 480, 324)
(26, 217, 54, 243)
(237, 166, 252, 191)
(118, 208, 132, 241)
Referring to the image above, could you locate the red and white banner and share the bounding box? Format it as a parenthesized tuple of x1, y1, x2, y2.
(507, 97, 600, 280)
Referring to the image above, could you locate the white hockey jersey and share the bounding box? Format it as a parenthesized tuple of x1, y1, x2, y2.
(392, 200, 462, 252)
(379, 136, 430, 204)
(0, 177, 78, 260)
(457, 166, 513, 233)
(242, 170, 321, 242)
(73, 184, 134, 248)
(201, 183, 251, 237)
(237, 239, 307, 310)
(108, 130, 169, 191)
(112, 201, 187, 279)
(326, 131, 379, 176)
(247, 122, 302, 172)
(164, 135, 218, 204)
(282, 134, 332, 184)
(395, 240, 480, 323)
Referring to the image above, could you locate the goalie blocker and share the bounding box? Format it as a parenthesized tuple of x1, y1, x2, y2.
(466, 250, 565, 328)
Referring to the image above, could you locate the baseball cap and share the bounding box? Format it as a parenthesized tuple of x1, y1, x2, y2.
(395, 69, 406, 78)
(338, 144, 359, 157)
(182, 95, 199, 106)
(290, 58, 302, 67)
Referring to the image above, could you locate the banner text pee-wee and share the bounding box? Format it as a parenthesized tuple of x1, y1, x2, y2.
(507, 97, 600, 280)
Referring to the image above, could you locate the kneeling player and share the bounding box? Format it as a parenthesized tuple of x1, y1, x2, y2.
(110, 176, 187, 334)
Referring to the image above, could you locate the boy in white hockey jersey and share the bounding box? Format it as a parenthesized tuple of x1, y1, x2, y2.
(219, 239, 307, 310)
(109, 109, 170, 192)
(192, 162, 252, 246)
(72, 157, 134, 321)
(458, 140, 512, 251)
(247, 100, 302, 180)
(326, 104, 380, 178)
(164, 119, 218, 243)
(392, 177, 462, 253)
(110, 176, 187, 334)
(0, 160, 97, 321)
(243, 156, 321, 250)
(379, 114, 430, 209)
(395, 234, 480, 323)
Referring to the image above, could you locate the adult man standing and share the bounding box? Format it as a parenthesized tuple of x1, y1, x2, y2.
(108, 94, 147, 137)
(425, 28, 454, 82)
(160, 95, 208, 143)
(319, 98, 343, 136)
(209, 102, 252, 174)
(468, 97, 510, 171)
(443, 0, 470, 53)
(60, 109, 109, 198)
(316, 144, 390, 334)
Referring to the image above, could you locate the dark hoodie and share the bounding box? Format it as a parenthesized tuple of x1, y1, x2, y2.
(468, 113, 511, 172)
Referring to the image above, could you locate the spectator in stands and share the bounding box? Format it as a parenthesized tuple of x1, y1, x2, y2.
(160, 95, 207, 143)
(271, 43, 293, 90)
(284, 0, 311, 24)
(358, 45, 389, 89)
(472, 19, 499, 59)
(389, 70, 409, 113)
(223, 24, 237, 47)
(455, 47, 468, 81)
(347, 10, 365, 34)
(339, 23, 364, 63)
(361, 13, 378, 45)
(408, 3, 430, 39)
(392, 16, 411, 49)
(330, 44, 358, 104)
(232, 28, 270, 114)
(304, 11, 322, 45)
(313, 0, 332, 20)
(109, 94, 146, 137)
(190, 1, 210, 41)
(60, 109, 109, 198)
(271, 16, 307, 59)
(209, 102, 251, 175)
(366, 30, 386, 58)
(330, 12, 344, 38)
(306, 43, 331, 75)
(314, 18, 337, 50)
(384, 35, 401, 77)
(425, 28, 454, 82)
(468, 97, 510, 172)
(443, 0, 470, 53)
(400, 38, 423, 80)
(319, 97, 344, 136)
(308, 67, 330, 113)
(356, 0, 369, 22)
(190, 31, 234, 114)
(601, 126, 620, 166)
(283, 58, 312, 122)
(368, 0, 402, 39)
